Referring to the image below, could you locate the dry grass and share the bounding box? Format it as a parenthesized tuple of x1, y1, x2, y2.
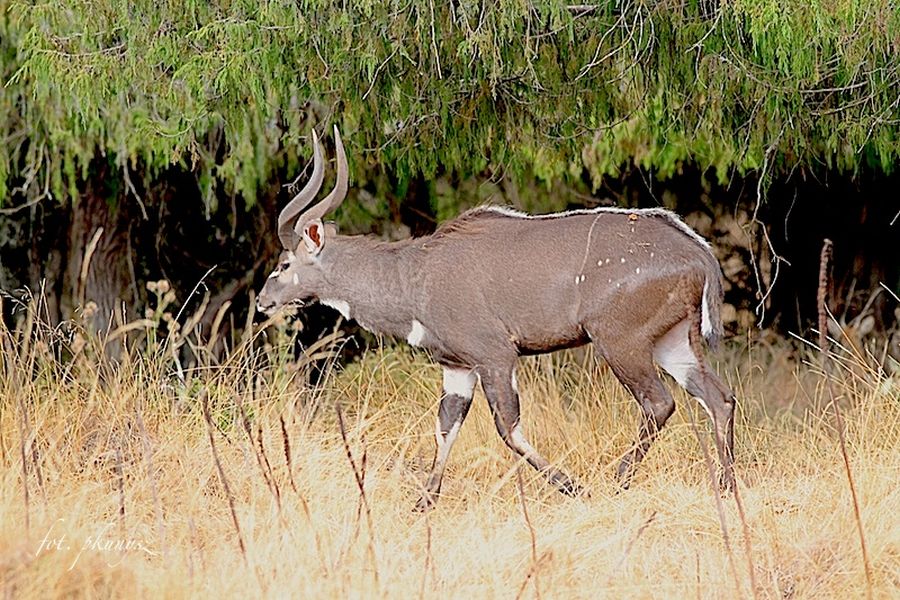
(1, 297, 898, 599)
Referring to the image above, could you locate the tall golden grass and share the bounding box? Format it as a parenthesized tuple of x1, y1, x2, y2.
(1, 291, 898, 599)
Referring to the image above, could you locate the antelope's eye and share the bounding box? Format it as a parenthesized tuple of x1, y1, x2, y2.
(279, 262, 290, 271)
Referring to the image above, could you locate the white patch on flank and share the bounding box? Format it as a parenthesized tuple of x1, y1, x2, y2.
(407, 319, 428, 346)
(635, 267, 641, 274)
(574, 275, 580, 285)
(701, 279, 714, 338)
(653, 319, 697, 387)
(442, 367, 477, 399)
(510, 425, 538, 457)
(292, 273, 299, 285)
(468, 205, 712, 251)
(653, 320, 713, 419)
(320, 298, 351, 320)
(597, 259, 603, 266)
(650, 252, 655, 258)
(620, 257, 626, 263)
(606, 258, 611, 264)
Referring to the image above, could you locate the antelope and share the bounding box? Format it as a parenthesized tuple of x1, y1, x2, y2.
(258, 127, 736, 510)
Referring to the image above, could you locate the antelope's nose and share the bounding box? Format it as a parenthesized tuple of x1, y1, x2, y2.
(256, 296, 276, 314)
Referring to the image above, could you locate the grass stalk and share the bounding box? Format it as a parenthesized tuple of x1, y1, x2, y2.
(687, 408, 742, 598)
(201, 390, 247, 566)
(817, 239, 874, 597)
(335, 401, 380, 587)
(514, 468, 543, 600)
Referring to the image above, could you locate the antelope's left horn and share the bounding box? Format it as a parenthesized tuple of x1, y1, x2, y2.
(278, 130, 325, 249)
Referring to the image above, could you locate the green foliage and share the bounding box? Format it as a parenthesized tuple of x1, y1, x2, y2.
(1, 0, 898, 209)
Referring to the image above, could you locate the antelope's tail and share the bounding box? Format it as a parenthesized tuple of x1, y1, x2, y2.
(700, 268, 725, 351)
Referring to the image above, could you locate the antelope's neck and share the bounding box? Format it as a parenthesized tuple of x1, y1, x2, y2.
(316, 236, 421, 338)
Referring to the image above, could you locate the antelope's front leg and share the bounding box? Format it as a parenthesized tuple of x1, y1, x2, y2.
(479, 365, 584, 497)
(415, 366, 477, 511)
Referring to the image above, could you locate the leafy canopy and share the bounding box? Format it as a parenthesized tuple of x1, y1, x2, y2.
(1, 1, 898, 207)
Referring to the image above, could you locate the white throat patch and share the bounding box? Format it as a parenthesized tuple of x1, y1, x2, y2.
(320, 298, 351, 320)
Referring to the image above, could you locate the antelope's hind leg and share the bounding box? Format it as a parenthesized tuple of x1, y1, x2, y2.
(415, 366, 478, 511)
(479, 365, 583, 497)
(654, 318, 736, 491)
(600, 345, 677, 488)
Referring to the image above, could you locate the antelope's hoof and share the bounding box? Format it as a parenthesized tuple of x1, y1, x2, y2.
(567, 484, 591, 499)
(414, 493, 438, 513)
(615, 470, 635, 492)
(718, 472, 736, 496)
(557, 478, 588, 498)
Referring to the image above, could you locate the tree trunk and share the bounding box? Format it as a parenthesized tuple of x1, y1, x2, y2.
(60, 176, 136, 354)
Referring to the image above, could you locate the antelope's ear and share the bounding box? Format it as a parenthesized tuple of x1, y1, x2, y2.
(302, 219, 326, 255)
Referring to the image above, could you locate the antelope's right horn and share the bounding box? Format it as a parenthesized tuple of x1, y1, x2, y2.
(293, 126, 348, 233)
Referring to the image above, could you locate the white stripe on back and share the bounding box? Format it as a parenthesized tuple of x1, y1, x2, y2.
(467, 205, 712, 251)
